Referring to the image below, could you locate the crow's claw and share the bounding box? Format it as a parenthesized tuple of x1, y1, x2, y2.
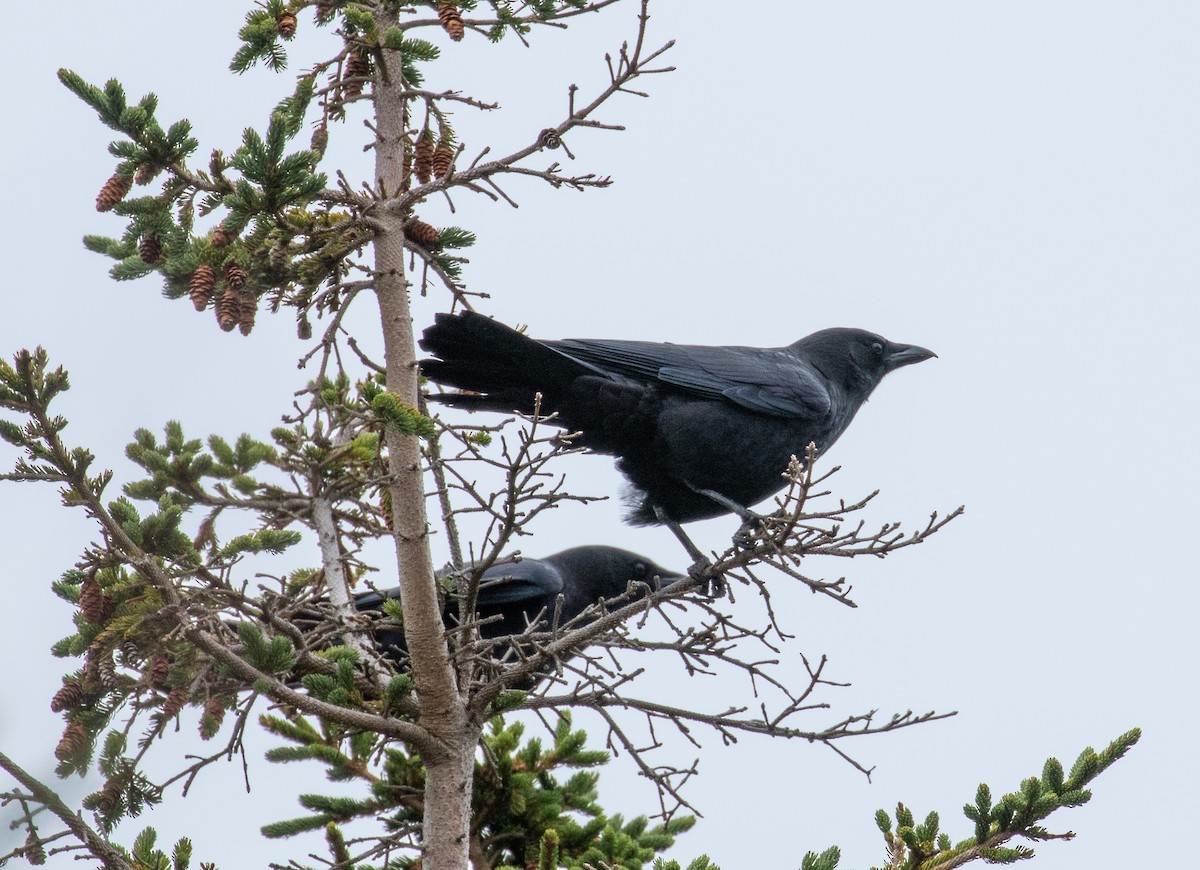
(688, 556, 725, 598)
(731, 512, 767, 550)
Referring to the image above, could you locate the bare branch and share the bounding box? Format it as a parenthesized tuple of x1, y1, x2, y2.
(0, 752, 135, 870)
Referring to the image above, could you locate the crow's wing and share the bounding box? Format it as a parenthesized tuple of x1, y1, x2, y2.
(351, 561, 563, 612)
(551, 339, 831, 419)
(353, 587, 398, 611)
(473, 560, 565, 606)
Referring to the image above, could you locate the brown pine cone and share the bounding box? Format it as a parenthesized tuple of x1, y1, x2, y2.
(134, 163, 159, 186)
(237, 292, 258, 336)
(223, 260, 248, 290)
(139, 233, 163, 264)
(379, 488, 393, 528)
(22, 833, 46, 866)
(438, 2, 464, 41)
(80, 575, 108, 624)
(401, 139, 414, 191)
(192, 515, 216, 552)
(269, 241, 289, 272)
(189, 264, 216, 311)
(277, 11, 297, 38)
(200, 695, 227, 740)
(216, 289, 240, 332)
(94, 777, 123, 815)
(432, 140, 455, 178)
(315, 3, 335, 25)
(95, 172, 132, 212)
(50, 678, 85, 713)
(414, 130, 435, 184)
(407, 219, 440, 247)
(55, 721, 89, 761)
(310, 123, 329, 157)
(343, 51, 370, 99)
(161, 686, 189, 723)
(149, 653, 170, 687)
(211, 224, 235, 248)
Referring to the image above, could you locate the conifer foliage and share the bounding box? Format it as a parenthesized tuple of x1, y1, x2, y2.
(0, 3, 1137, 869)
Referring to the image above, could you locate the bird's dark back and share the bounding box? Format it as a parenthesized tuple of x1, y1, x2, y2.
(421, 313, 934, 524)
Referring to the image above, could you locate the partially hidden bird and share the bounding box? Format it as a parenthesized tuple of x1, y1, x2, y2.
(354, 546, 682, 667)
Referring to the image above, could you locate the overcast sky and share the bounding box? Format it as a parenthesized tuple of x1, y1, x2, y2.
(3, 2, 1197, 868)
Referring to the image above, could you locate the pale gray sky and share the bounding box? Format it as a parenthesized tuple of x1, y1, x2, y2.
(3, 2, 1196, 867)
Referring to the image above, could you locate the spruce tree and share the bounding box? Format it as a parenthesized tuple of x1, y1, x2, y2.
(0, 3, 1136, 869)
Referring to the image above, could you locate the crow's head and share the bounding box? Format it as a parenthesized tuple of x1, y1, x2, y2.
(797, 328, 936, 395)
(546, 545, 684, 609)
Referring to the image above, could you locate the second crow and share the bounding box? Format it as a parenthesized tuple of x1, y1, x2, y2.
(356, 546, 683, 664)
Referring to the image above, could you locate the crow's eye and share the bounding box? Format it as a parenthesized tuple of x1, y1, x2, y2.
(871, 341, 885, 357)
(632, 561, 648, 578)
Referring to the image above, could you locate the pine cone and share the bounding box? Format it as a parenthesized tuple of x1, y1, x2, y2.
(343, 51, 370, 99)
(223, 260, 248, 290)
(277, 11, 298, 38)
(22, 833, 46, 866)
(55, 721, 89, 761)
(407, 219, 440, 247)
(269, 241, 289, 272)
(149, 653, 170, 688)
(95, 172, 132, 212)
(310, 123, 329, 157)
(81, 656, 101, 694)
(189, 264, 216, 311)
(200, 695, 227, 740)
(414, 130, 435, 184)
(298, 314, 313, 340)
(402, 139, 413, 191)
(315, 3, 335, 25)
(192, 515, 216, 551)
(80, 575, 109, 624)
(161, 686, 189, 723)
(139, 233, 162, 264)
(432, 140, 455, 178)
(91, 648, 118, 690)
(215, 288, 240, 332)
(94, 777, 123, 815)
(134, 163, 160, 186)
(211, 224, 235, 248)
(50, 678, 85, 713)
(379, 488, 393, 529)
(538, 127, 563, 149)
(437, 2, 464, 41)
(237, 292, 258, 336)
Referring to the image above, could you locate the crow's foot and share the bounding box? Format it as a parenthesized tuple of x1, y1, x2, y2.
(655, 503, 726, 597)
(688, 555, 725, 598)
(731, 506, 774, 550)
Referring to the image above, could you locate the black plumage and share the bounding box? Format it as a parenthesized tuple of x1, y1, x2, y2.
(419, 311, 936, 526)
(356, 546, 682, 661)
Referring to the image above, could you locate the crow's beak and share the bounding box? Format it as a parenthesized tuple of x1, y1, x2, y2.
(885, 342, 937, 370)
(654, 569, 687, 590)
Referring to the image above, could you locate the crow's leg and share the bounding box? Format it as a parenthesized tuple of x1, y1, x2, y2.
(653, 505, 724, 597)
(684, 484, 764, 550)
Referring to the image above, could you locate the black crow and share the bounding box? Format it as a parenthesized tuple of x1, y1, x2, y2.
(354, 546, 682, 664)
(419, 311, 935, 539)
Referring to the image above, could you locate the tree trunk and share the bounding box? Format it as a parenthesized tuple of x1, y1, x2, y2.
(371, 8, 475, 868)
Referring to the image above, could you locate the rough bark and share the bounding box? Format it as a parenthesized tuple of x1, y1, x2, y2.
(370, 8, 476, 868)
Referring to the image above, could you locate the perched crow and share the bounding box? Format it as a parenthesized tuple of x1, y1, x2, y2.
(420, 311, 935, 535)
(354, 546, 682, 663)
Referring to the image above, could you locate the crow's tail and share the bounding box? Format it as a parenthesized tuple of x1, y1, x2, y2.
(419, 311, 599, 415)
